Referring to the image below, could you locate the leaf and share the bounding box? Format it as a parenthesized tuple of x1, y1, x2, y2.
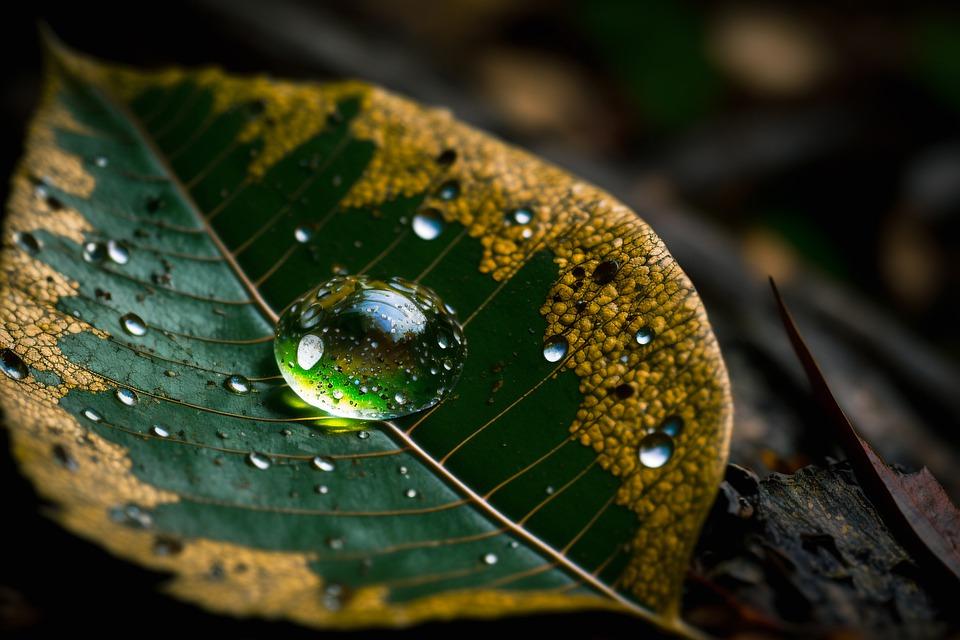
(770, 278, 960, 586)
(0, 33, 732, 635)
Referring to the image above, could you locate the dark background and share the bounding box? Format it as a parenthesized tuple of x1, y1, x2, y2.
(2, 1, 959, 637)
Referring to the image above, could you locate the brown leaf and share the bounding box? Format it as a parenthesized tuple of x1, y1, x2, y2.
(769, 277, 960, 586)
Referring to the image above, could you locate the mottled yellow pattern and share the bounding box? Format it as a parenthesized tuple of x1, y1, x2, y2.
(0, 38, 730, 636)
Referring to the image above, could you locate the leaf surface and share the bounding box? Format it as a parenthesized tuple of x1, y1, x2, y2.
(0, 37, 732, 634)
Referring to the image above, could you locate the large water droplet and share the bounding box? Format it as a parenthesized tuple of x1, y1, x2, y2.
(107, 240, 130, 265)
(635, 327, 654, 345)
(224, 374, 251, 394)
(412, 209, 444, 240)
(273, 275, 467, 420)
(542, 335, 568, 363)
(13, 231, 40, 255)
(115, 387, 138, 406)
(0, 349, 28, 380)
(120, 313, 147, 336)
(638, 432, 674, 468)
(247, 452, 271, 470)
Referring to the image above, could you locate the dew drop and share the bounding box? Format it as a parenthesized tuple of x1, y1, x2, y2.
(412, 209, 444, 240)
(508, 540, 519, 549)
(357, 430, 370, 440)
(327, 536, 345, 550)
(509, 207, 533, 225)
(638, 432, 674, 468)
(83, 241, 107, 263)
(437, 180, 460, 200)
(635, 327, 654, 345)
(315, 484, 329, 494)
(0, 348, 28, 380)
(82, 408, 102, 422)
(274, 275, 467, 420)
(94, 156, 109, 168)
(120, 313, 147, 336)
(398, 465, 409, 475)
(311, 456, 335, 472)
(13, 231, 40, 255)
(115, 387, 138, 406)
(482, 553, 498, 565)
(404, 488, 418, 498)
(294, 225, 313, 243)
(150, 424, 170, 438)
(659, 415, 684, 437)
(107, 240, 130, 265)
(247, 452, 271, 470)
(542, 335, 568, 363)
(224, 374, 251, 394)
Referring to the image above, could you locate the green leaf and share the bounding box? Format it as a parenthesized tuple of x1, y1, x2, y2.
(0, 35, 731, 635)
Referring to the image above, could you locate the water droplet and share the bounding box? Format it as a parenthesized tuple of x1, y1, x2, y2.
(150, 424, 170, 438)
(659, 415, 684, 437)
(322, 583, 345, 611)
(115, 387, 138, 406)
(120, 313, 147, 336)
(437, 180, 460, 200)
(294, 225, 313, 243)
(83, 241, 107, 263)
(13, 231, 40, 255)
(315, 484, 329, 494)
(542, 335, 568, 363)
(82, 408, 102, 422)
(224, 374, 251, 394)
(482, 553, 498, 565)
(509, 207, 533, 225)
(404, 488, 418, 498)
(398, 465, 409, 475)
(311, 456, 335, 472)
(545, 485, 555, 495)
(593, 260, 619, 285)
(53, 444, 77, 471)
(0, 349, 28, 380)
(110, 504, 153, 529)
(357, 430, 370, 440)
(107, 240, 129, 264)
(153, 536, 184, 556)
(327, 536, 345, 550)
(638, 432, 674, 468)
(247, 452, 271, 470)
(94, 156, 109, 168)
(274, 275, 467, 420)
(508, 540, 519, 549)
(412, 208, 444, 240)
(635, 327, 654, 345)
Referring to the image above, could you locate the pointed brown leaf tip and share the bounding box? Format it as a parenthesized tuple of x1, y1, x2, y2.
(769, 278, 960, 586)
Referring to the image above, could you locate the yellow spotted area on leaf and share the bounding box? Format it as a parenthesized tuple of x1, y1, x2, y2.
(0, 34, 732, 637)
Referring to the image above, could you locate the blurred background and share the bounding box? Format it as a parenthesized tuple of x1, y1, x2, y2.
(2, 1, 959, 637)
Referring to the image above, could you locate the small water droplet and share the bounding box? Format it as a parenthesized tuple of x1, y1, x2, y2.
(0, 349, 28, 380)
(115, 387, 138, 406)
(508, 541, 519, 549)
(94, 156, 109, 168)
(635, 327, 654, 345)
(13, 231, 40, 255)
(297, 334, 324, 369)
(224, 374, 251, 394)
(638, 432, 674, 468)
(482, 553, 498, 565)
(398, 465, 409, 475)
(545, 485, 555, 495)
(509, 207, 533, 225)
(437, 180, 460, 200)
(120, 313, 147, 336)
(394, 391, 407, 405)
(82, 408, 102, 422)
(315, 484, 329, 494)
(110, 504, 153, 529)
(542, 335, 568, 362)
(150, 424, 170, 438)
(311, 456, 335, 472)
(327, 536, 345, 550)
(153, 536, 184, 556)
(357, 430, 370, 440)
(294, 225, 313, 243)
(659, 415, 684, 437)
(404, 488, 418, 498)
(412, 209, 444, 240)
(247, 452, 271, 470)
(83, 241, 107, 263)
(53, 444, 77, 471)
(322, 583, 344, 611)
(593, 260, 619, 285)
(107, 240, 129, 265)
